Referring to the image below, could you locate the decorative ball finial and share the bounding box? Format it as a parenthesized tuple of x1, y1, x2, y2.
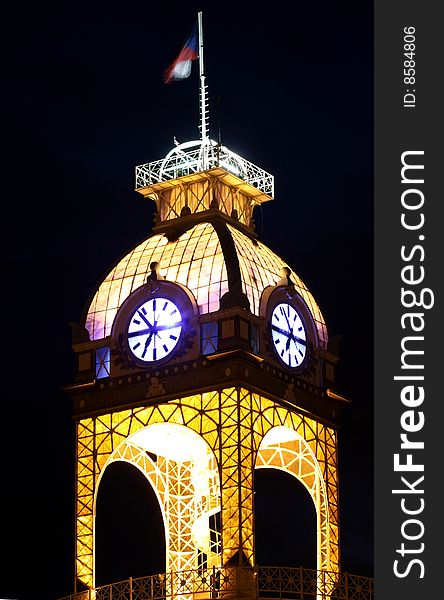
(147, 262, 165, 282)
(280, 267, 291, 278)
(277, 266, 294, 289)
(180, 206, 192, 216)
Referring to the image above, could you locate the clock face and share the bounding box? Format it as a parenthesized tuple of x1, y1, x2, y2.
(127, 297, 182, 363)
(271, 303, 307, 368)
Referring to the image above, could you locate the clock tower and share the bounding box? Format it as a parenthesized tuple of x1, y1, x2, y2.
(64, 136, 366, 600)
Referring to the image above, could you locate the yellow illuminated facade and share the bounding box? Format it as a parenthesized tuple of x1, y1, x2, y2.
(65, 157, 355, 600)
(76, 389, 339, 589)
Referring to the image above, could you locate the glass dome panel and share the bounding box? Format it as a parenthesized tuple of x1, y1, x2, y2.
(227, 225, 328, 348)
(84, 221, 327, 349)
(85, 223, 228, 340)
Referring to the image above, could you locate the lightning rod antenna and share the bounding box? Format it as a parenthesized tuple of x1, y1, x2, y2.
(198, 12, 209, 156)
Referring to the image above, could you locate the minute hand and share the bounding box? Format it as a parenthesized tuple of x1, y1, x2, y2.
(137, 310, 154, 330)
(281, 308, 295, 335)
(141, 331, 154, 358)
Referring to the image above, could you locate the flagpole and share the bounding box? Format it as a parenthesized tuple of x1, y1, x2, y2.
(198, 11, 209, 151)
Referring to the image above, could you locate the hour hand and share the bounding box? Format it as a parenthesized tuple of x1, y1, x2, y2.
(291, 333, 306, 345)
(272, 324, 291, 337)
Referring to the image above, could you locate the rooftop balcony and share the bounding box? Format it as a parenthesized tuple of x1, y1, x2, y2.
(135, 139, 274, 201)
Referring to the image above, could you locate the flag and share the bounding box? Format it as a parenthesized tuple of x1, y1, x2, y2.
(163, 23, 199, 84)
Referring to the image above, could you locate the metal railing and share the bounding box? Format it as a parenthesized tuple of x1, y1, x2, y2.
(135, 141, 274, 199)
(59, 566, 374, 600)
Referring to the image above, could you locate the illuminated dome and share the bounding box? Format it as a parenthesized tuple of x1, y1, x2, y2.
(84, 220, 328, 348)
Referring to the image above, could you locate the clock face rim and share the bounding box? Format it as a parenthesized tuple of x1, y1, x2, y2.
(126, 296, 183, 364)
(270, 302, 308, 369)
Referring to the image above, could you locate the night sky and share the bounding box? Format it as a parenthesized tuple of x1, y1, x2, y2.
(2, 4, 373, 599)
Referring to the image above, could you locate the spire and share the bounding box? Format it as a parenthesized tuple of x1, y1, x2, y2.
(198, 12, 210, 168)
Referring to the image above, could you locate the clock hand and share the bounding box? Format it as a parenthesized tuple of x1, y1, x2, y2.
(155, 321, 182, 332)
(281, 311, 300, 352)
(136, 310, 165, 339)
(280, 307, 293, 333)
(141, 331, 153, 359)
(129, 325, 176, 339)
(280, 311, 306, 345)
(137, 310, 154, 330)
(128, 327, 153, 338)
(271, 324, 291, 337)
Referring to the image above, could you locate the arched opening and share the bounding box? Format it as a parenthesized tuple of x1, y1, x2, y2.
(94, 421, 221, 587)
(95, 461, 166, 586)
(254, 468, 317, 568)
(255, 426, 328, 571)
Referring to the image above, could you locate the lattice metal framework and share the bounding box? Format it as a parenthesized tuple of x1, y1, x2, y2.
(76, 388, 339, 593)
(135, 140, 274, 199)
(97, 432, 221, 578)
(60, 566, 374, 600)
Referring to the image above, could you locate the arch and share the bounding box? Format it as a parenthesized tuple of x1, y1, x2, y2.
(253, 468, 317, 568)
(94, 460, 166, 584)
(256, 426, 330, 573)
(93, 422, 221, 587)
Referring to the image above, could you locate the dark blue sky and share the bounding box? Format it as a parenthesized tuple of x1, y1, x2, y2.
(2, 4, 373, 599)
